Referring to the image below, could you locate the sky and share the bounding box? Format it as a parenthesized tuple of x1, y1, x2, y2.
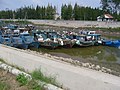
(0, 0, 101, 12)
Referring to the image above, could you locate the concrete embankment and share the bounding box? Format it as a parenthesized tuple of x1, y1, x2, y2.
(0, 44, 120, 90)
(29, 20, 120, 28)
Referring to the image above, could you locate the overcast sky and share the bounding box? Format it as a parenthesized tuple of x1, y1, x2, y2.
(0, 0, 101, 11)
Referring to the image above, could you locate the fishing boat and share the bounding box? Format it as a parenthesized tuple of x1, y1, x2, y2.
(76, 40, 94, 47)
(20, 33, 40, 48)
(87, 34, 102, 45)
(10, 34, 29, 49)
(0, 35, 12, 46)
(58, 38, 76, 48)
(102, 40, 120, 48)
(41, 39, 60, 49)
(36, 30, 60, 49)
(75, 35, 94, 47)
(37, 34, 60, 49)
(7, 24, 18, 30)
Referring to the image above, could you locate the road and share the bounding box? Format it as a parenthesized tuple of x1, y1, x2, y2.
(0, 44, 120, 90)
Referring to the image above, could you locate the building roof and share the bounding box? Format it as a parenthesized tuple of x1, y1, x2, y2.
(104, 14, 113, 18)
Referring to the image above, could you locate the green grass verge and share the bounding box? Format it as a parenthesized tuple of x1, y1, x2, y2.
(31, 69, 58, 86)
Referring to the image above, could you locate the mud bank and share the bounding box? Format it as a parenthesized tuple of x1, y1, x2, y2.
(28, 48, 120, 77)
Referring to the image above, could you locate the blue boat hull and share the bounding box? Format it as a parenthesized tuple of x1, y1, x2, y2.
(12, 44, 28, 49)
(103, 40, 120, 48)
(29, 42, 40, 48)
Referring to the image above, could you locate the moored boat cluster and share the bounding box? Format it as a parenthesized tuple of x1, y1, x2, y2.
(0, 23, 120, 49)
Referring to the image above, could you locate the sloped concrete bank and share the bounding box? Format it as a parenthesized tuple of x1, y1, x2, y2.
(0, 44, 120, 90)
(29, 20, 120, 28)
(0, 62, 63, 90)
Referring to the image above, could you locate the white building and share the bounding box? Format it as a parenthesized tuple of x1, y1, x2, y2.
(97, 14, 114, 21)
(54, 13, 61, 20)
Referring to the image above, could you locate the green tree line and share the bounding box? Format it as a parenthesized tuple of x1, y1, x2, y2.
(61, 3, 103, 20)
(0, 3, 120, 21)
(61, 3, 120, 20)
(101, 0, 120, 13)
(0, 4, 56, 19)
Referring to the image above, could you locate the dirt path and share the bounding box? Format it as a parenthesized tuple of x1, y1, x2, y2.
(0, 45, 120, 90)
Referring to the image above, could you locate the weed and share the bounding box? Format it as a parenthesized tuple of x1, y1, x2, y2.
(31, 69, 58, 86)
(28, 80, 44, 90)
(16, 73, 29, 86)
(0, 58, 6, 63)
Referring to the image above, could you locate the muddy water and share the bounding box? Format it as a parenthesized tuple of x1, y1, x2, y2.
(32, 46, 120, 64)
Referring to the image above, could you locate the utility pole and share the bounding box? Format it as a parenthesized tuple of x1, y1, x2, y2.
(13, 12, 15, 23)
(24, 12, 27, 24)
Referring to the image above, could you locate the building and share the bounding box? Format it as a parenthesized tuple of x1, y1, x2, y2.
(97, 14, 114, 21)
(54, 13, 61, 20)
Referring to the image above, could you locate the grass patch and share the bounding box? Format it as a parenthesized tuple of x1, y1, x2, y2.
(0, 82, 10, 90)
(31, 69, 58, 86)
(16, 73, 45, 90)
(16, 69, 58, 90)
(27, 80, 44, 90)
(16, 74, 29, 86)
(0, 58, 6, 63)
(106, 55, 117, 62)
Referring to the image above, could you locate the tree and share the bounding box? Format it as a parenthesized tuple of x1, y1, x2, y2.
(61, 4, 67, 19)
(73, 3, 80, 20)
(101, 0, 120, 13)
(67, 4, 73, 20)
